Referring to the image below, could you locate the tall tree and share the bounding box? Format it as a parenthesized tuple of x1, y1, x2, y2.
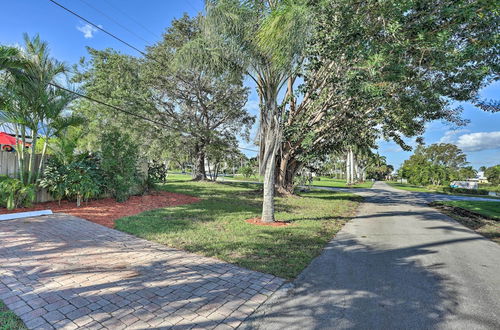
(400, 143, 472, 186)
(145, 14, 254, 180)
(0, 34, 78, 184)
(275, 0, 500, 194)
(204, 0, 311, 222)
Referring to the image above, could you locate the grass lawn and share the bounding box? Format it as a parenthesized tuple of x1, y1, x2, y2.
(387, 182, 500, 199)
(0, 300, 25, 330)
(432, 201, 500, 244)
(435, 201, 500, 220)
(115, 177, 360, 279)
(166, 173, 193, 181)
(312, 177, 374, 189)
(386, 182, 432, 192)
(222, 174, 262, 182)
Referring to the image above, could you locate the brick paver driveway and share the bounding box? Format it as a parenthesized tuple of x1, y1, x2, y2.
(0, 214, 284, 329)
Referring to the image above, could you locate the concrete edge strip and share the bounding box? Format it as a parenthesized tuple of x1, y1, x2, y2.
(0, 210, 53, 221)
(239, 282, 295, 329)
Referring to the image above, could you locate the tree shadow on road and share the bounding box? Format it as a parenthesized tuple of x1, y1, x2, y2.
(246, 234, 499, 329)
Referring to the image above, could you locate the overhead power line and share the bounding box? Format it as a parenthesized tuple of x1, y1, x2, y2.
(78, 0, 153, 45)
(45, 0, 259, 154)
(102, 0, 162, 40)
(48, 0, 148, 58)
(47, 80, 166, 127)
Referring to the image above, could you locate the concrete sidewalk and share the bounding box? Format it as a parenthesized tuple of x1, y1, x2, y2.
(248, 181, 500, 329)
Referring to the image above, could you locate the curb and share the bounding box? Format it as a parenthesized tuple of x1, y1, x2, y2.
(239, 282, 295, 329)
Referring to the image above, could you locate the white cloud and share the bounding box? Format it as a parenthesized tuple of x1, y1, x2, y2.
(244, 99, 260, 114)
(455, 131, 500, 152)
(439, 129, 469, 144)
(76, 23, 100, 39)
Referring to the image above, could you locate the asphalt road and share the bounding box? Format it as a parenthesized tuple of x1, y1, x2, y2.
(247, 181, 500, 330)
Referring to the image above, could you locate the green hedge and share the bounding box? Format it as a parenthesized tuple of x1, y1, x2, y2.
(442, 187, 490, 195)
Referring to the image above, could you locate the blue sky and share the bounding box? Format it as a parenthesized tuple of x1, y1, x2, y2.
(1, 0, 499, 170)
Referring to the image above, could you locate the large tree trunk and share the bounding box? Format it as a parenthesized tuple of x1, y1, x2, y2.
(261, 136, 279, 222)
(346, 151, 351, 185)
(260, 94, 281, 223)
(276, 149, 302, 195)
(192, 144, 207, 180)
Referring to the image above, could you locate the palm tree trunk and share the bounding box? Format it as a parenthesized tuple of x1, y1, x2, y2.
(27, 131, 38, 184)
(262, 136, 278, 222)
(35, 138, 48, 183)
(260, 97, 281, 223)
(14, 125, 24, 183)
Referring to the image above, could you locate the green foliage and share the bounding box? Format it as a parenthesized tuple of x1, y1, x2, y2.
(484, 165, 500, 185)
(115, 178, 360, 279)
(400, 144, 474, 186)
(39, 156, 104, 206)
(442, 187, 489, 196)
(100, 128, 140, 202)
(0, 176, 35, 210)
(239, 164, 256, 178)
(0, 34, 77, 185)
(283, 0, 500, 183)
(148, 161, 168, 183)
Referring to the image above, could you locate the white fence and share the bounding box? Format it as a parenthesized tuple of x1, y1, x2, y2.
(0, 152, 53, 202)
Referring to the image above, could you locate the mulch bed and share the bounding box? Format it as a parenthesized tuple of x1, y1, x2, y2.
(245, 217, 292, 227)
(0, 191, 200, 228)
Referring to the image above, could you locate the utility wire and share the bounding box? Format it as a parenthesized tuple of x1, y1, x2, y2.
(48, 0, 148, 58)
(78, 0, 153, 45)
(46, 0, 259, 154)
(102, 0, 162, 40)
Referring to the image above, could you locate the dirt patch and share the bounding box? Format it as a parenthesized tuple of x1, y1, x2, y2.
(431, 202, 499, 244)
(245, 217, 292, 227)
(0, 191, 200, 228)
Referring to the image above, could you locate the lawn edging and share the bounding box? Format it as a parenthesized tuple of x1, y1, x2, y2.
(430, 201, 500, 244)
(0, 299, 26, 330)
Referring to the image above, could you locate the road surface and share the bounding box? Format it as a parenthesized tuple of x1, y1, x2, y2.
(248, 181, 500, 329)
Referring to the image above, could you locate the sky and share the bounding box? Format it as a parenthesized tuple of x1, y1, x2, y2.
(1, 0, 499, 170)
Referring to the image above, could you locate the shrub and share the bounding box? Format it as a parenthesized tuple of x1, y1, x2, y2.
(148, 161, 168, 183)
(100, 129, 140, 202)
(0, 176, 36, 210)
(442, 187, 489, 195)
(40, 155, 104, 206)
(239, 164, 256, 178)
(484, 165, 500, 185)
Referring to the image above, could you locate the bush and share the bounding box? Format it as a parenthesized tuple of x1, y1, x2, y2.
(100, 129, 140, 202)
(40, 155, 104, 206)
(0, 176, 36, 210)
(442, 187, 489, 195)
(239, 165, 256, 178)
(148, 161, 168, 183)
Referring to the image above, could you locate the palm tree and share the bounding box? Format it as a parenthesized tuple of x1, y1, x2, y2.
(0, 34, 78, 184)
(204, 0, 311, 222)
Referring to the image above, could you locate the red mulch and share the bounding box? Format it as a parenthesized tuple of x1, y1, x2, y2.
(0, 191, 200, 228)
(245, 217, 292, 227)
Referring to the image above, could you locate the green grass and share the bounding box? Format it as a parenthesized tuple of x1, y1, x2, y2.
(116, 176, 360, 279)
(479, 184, 500, 193)
(436, 201, 500, 220)
(0, 300, 25, 330)
(386, 182, 433, 192)
(432, 201, 500, 244)
(387, 182, 500, 199)
(222, 174, 262, 182)
(312, 177, 374, 189)
(166, 173, 193, 181)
